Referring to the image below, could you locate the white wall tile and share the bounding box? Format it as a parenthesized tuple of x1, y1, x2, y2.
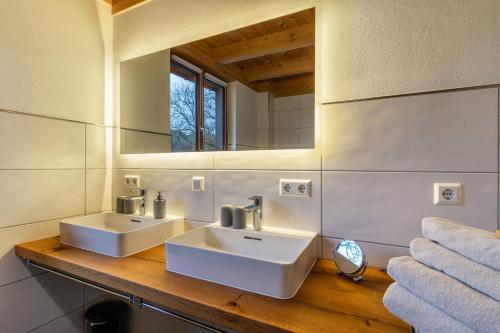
(299, 93, 314, 110)
(257, 110, 269, 130)
(299, 109, 314, 128)
(31, 307, 84, 333)
(274, 110, 299, 130)
(323, 88, 499, 172)
(213, 149, 321, 171)
(113, 169, 213, 222)
(0, 170, 84, 228)
(274, 95, 300, 112)
(85, 124, 108, 169)
(257, 92, 269, 111)
(0, 220, 59, 287)
(300, 128, 314, 149)
(274, 129, 300, 149)
(322, 172, 498, 246)
(0, 273, 83, 333)
(214, 171, 321, 232)
(86, 169, 112, 214)
(0, 112, 85, 169)
(257, 129, 269, 149)
(322, 237, 410, 269)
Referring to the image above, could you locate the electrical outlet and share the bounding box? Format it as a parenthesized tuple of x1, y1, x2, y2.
(433, 183, 463, 205)
(279, 179, 311, 198)
(124, 175, 140, 188)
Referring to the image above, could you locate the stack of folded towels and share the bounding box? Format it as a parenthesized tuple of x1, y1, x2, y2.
(383, 217, 500, 333)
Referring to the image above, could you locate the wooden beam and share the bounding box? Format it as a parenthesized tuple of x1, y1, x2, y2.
(171, 42, 258, 91)
(213, 23, 314, 64)
(111, 0, 148, 14)
(258, 73, 314, 97)
(243, 54, 314, 82)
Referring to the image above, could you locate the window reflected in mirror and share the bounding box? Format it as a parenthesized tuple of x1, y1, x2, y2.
(170, 61, 197, 152)
(203, 78, 226, 151)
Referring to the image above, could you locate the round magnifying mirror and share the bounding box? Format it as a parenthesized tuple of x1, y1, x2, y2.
(333, 239, 367, 282)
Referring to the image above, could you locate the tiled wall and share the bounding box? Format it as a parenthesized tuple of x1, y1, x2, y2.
(321, 87, 500, 266)
(111, 0, 500, 274)
(113, 87, 500, 269)
(0, 0, 110, 332)
(274, 93, 315, 149)
(0, 116, 111, 333)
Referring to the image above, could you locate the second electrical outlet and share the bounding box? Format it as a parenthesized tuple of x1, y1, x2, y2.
(279, 179, 312, 198)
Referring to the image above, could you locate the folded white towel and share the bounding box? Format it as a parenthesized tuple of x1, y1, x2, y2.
(411, 238, 500, 302)
(422, 217, 500, 271)
(387, 256, 500, 333)
(383, 283, 475, 333)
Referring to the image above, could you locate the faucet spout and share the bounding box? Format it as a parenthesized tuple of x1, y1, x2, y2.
(245, 196, 263, 231)
(127, 188, 146, 216)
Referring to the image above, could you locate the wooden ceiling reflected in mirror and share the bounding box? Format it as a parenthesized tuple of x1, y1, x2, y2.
(172, 8, 315, 98)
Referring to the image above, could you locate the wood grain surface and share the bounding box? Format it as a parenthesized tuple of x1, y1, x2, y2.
(16, 237, 409, 333)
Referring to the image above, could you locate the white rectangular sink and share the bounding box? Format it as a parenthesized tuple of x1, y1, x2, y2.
(166, 224, 318, 299)
(60, 213, 184, 257)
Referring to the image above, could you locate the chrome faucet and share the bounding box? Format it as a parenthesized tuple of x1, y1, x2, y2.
(245, 196, 263, 231)
(126, 188, 146, 216)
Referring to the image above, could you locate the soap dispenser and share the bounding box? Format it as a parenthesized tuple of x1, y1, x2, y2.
(153, 191, 166, 219)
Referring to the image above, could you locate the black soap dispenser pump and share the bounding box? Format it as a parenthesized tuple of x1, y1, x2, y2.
(153, 191, 166, 219)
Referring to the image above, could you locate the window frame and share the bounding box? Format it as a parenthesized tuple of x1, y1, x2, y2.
(170, 56, 227, 152)
(203, 75, 228, 151)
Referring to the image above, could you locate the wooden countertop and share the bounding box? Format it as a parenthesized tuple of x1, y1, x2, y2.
(16, 237, 409, 333)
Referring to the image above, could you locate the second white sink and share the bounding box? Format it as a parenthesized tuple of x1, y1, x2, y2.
(60, 213, 184, 257)
(166, 224, 318, 299)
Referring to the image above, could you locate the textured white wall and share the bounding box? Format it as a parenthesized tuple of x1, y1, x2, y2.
(322, 0, 500, 102)
(0, 0, 105, 124)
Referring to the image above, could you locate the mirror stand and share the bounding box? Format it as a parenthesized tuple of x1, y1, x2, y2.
(332, 239, 368, 283)
(336, 268, 366, 282)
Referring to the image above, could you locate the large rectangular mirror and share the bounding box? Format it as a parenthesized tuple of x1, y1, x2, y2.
(120, 8, 315, 153)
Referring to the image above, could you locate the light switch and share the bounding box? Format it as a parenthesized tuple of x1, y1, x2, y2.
(192, 176, 205, 192)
